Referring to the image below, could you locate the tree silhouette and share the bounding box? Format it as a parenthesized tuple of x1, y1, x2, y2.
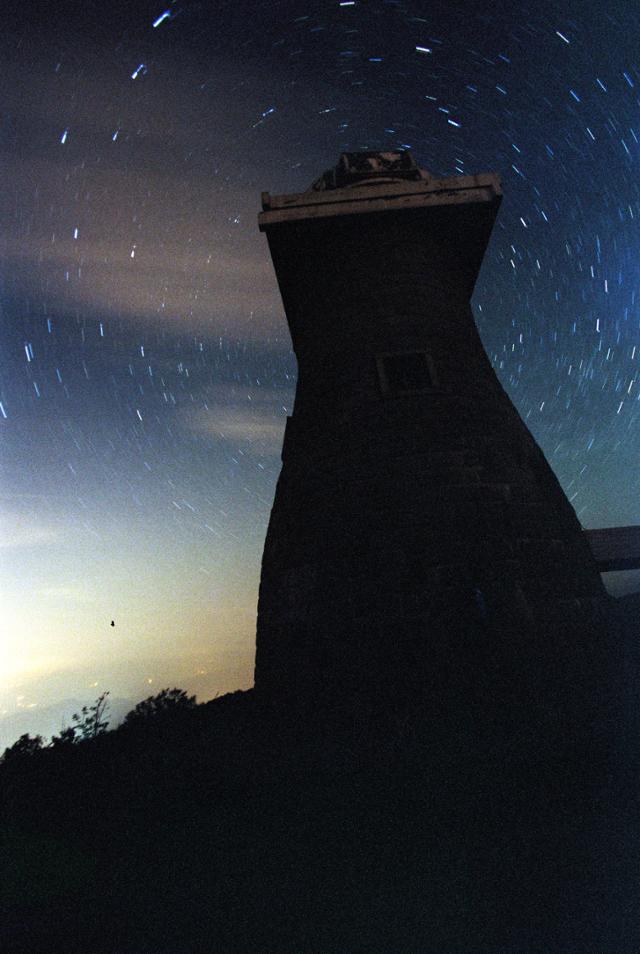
(122, 687, 196, 728)
(70, 691, 110, 741)
(50, 726, 77, 747)
(0, 733, 44, 763)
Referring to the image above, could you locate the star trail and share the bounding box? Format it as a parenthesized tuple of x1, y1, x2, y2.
(2, 0, 639, 745)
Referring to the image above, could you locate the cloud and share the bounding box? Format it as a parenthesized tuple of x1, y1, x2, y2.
(4, 155, 283, 337)
(1, 41, 290, 339)
(187, 406, 287, 457)
(0, 513, 60, 549)
(181, 381, 293, 456)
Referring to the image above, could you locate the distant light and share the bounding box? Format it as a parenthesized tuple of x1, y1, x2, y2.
(416, 46, 432, 54)
(0, 401, 7, 419)
(152, 10, 171, 27)
(339, 1, 356, 5)
(60, 128, 68, 144)
(555, 30, 570, 43)
(131, 64, 146, 80)
(447, 118, 461, 127)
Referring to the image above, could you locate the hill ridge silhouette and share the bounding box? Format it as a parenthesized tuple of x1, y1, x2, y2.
(2, 596, 638, 952)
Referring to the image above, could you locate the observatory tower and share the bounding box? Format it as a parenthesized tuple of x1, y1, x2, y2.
(254, 151, 611, 711)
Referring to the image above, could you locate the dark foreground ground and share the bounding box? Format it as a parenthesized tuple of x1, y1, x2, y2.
(2, 603, 639, 953)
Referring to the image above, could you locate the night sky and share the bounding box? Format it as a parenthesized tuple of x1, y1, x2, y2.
(2, 0, 639, 746)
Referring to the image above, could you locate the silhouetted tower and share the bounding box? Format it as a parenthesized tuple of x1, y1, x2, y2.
(254, 151, 611, 714)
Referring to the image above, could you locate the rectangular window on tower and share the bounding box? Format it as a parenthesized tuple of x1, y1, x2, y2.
(376, 351, 438, 395)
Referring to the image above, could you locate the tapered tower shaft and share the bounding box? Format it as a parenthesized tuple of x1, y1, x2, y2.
(254, 152, 610, 712)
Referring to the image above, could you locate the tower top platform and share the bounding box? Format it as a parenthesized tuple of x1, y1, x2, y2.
(259, 150, 502, 229)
